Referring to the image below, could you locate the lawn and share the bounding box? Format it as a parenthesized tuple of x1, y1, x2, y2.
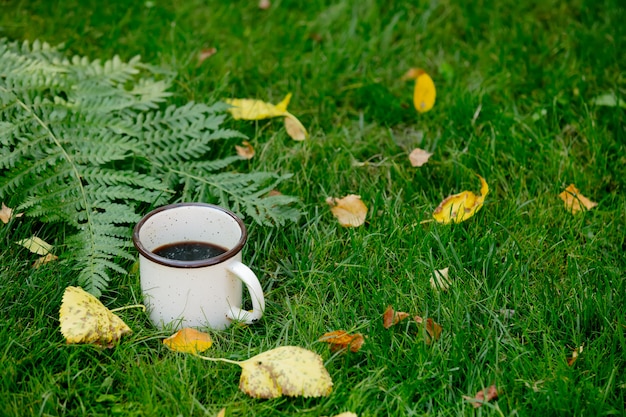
(1, 0, 625, 416)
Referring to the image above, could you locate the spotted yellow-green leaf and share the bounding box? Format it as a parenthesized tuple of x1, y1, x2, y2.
(402, 68, 436, 113)
(163, 328, 213, 354)
(16, 236, 53, 255)
(432, 175, 488, 224)
(196, 346, 333, 399)
(59, 286, 133, 348)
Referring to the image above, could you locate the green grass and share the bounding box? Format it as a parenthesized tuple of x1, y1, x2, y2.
(1, 0, 625, 416)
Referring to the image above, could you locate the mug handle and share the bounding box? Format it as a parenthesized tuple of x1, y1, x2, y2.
(226, 261, 265, 324)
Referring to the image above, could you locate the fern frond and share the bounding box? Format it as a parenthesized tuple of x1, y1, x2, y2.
(0, 38, 300, 296)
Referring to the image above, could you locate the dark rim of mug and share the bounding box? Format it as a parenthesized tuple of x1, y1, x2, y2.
(132, 202, 247, 268)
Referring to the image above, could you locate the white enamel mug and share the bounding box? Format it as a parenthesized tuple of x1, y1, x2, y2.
(132, 203, 265, 330)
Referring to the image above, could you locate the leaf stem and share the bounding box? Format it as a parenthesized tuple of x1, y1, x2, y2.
(110, 304, 146, 313)
(193, 353, 242, 366)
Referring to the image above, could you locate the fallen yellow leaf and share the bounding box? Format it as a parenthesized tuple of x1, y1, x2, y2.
(196, 346, 333, 399)
(226, 93, 308, 140)
(59, 286, 133, 348)
(559, 184, 597, 214)
(163, 328, 213, 354)
(430, 267, 451, 291)
(402, 68, 436, 113)
(382, 305, 410, 329)
(319, 330, 365, 353)
(16, 236, 53, 255)
(326, 194, 367, 227)
(432, 175, 488, 224)
(0, 202, 23, 224)
(284, 114, 308, 140)
(235, 140, 255, 159)
(408, 148, 433, 167)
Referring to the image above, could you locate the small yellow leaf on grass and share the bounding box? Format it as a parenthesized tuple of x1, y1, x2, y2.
(59, 286, 132, 348)
(430, 267, 451, 291)
(235, 141, 255, 159)
(284, 115, 308, 140)
(226, 93, 308, 140)
(402, 68, 436, 113)
(16, 236, 53, 255)
(326, 194, 367, 227)
(1, 203, 23, 224)
(382, 305, 410, 329)
(559, 184, 597, 214)
(463, 385, 499, 408)
(409, 148, 433, 167)
(237, 346, 333, 399)
(326, 413, 358, 417)
(432, 175, 489, 224)
(197, 47, 217, 64)
(319, 330, 365, 353)
(163, 328, 213, 354)
(226, 94, 292, 120)
(216, 408, 226, 417)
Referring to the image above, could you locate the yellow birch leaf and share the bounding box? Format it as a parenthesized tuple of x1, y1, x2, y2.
(326, 194, 367, 227)
(402, 68, 436, 113)
(432, 175, 488, 224)
(235, 141, 255, 159)
(284, 114, 308, 140)
(1, 202, 23, 224)
(16, 236, 53, 255)
(216, 408, 226, 417)
(225, 93, 292, 120)
(559, 184, 597, 214)
(59, 286, 132, 348)
(196, 346, 333, 399)
(238, 346, 333, 399)
(409, 148, 433, 167)
(163, 328, 213, 354)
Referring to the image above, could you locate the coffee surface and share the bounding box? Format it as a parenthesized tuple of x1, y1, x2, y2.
(153, 241, 227, 261)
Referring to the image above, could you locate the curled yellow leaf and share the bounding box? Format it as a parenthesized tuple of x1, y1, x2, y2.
(432, 175, 488, 224)
(402, 68, 436, 113)
(559, 184, 597, 214)
(225, 93, 291, 120)
(163, 327, 213, 354)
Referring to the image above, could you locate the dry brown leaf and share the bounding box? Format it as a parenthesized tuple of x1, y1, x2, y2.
(319, 330, 364, 353)
(32, 253, 59, 268)
(197, 47, 217, 64)
(326, 194, 367, 227)
(463, 385, 498, 408)
(383, 305, 410, 329)
(559, 184, 597, 214)
(163, 328, 213, 354)
(408, 148, 433, 167)
(430, 267, 451, 291)
(59, 286, 133, 348)
(235, 140, 255, 159)
(0, 203, 23, 224)
(567, 345, 584, 366)
(414, 315, 442, 344)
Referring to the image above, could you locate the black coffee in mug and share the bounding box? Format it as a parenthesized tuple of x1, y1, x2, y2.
(153, 241, 227, 261)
